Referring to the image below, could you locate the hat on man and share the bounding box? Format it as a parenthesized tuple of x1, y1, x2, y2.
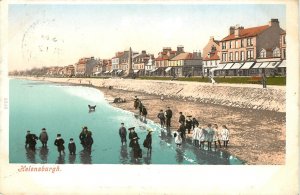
(128, 127, 135, 131)
(42, 128, 46, 131)
(57, 134, 61, 137)
(147, 128, 154, 132)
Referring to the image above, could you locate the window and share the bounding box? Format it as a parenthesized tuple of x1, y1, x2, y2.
(273, 47, 280, 57)
(260, 49, 266, 58)
(283, 35, 286, 44)
(241, 39, 244, 47)
(247, 38, 253, 46)
(222, 42, 226, 50)
(222, 53, 227, 61)
(229, 41, 232, 49)
(229, 52, 233, 61)
(247, 50, 254, 59)
(282, 49, 286, 59)
(235, 40, 238, 48)
(235, 51, 239, 61)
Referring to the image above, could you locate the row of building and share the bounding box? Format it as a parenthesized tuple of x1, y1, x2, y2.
(18, 18, 286, 78)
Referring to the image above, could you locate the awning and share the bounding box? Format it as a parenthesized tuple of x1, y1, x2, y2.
(265, 61, 280, 69)
(165, 67, 172, 72)
(222, 63, 234, 70)
(94, 71, 101, 75)
(240, 62, 255, 69)
(259, 62, 270, 68)
(109, 70, 114, 73)
(117, 70, 123, 73)
(150, 68, 158, 72)
(104, 71, 109, 73)
(216, 64, 226, 70)
(251, 62, 262, 69)
(133, 70, 139, 73)
(278, 60, 286, 68)
(230, 62, 244, 69)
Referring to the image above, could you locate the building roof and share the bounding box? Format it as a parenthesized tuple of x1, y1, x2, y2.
(170, 52, 193, 61)
(203, 53, 220, 61)
(222, 25, 270, 41)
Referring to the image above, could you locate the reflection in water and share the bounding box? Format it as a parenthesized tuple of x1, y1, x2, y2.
(80, 149, 92, 164)
(56, 155, 65, 164)
(143, 152, 152, 165)
(25, 147, 36, 163)
(119, 145, 129, 164)
(129, 150, 142, 165)
(175, 147, 185, 164)
(39, 147, 49, 163)
(68, 154, 76, 164)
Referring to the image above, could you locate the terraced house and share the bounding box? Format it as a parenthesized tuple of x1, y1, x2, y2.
(216, 19, 286, 76)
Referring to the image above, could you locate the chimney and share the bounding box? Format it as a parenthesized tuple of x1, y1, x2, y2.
(229, 26, 235, 35)
(234, 24, 240, 37)
(269, 18, 279, 27)
(141, 50, 146, 54)
(177, 45, 184, 53)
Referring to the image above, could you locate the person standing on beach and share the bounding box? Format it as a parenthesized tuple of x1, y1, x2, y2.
(143, 129, 153, 153)
(157, 110, 166, 128)
(174, 130, 182, 147)
(192, 118, 199, 130)
(54, 134, 65, 156)
(25, 130, 31, 147)
(141, 106, 148, 121)
(119, 123, 127, 145)
(213, 124, 222, 148)
(68, 138, 76, 155)
(132, 137, 142, 162)
(128, 127, 139, 148)
(178, 122, 186, 140)
(85, 132, 94, 152)
(28, 132, 38, 151)
(138, 100, 143, 116)
(206, 124, 214, 150)
(192, 124, 201, 147)
(165, 107, 173, 128)
(134, 96, 139, 109)
(221, 125, 230, 148)
(39, 128, 48, 147)
(178, 112, 186, 126)
(185, 115, 193, 134)
(199, 127, 206, 148)
(79, 126, 88, 148)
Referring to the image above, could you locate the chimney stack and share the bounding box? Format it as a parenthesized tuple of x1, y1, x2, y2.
(269, 18, 279, 27)
(229, 26, 235, 35)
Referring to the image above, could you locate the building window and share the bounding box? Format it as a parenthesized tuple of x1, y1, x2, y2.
(247, 38, 253, 46)
(283, 35, 286, 44)
(273, 47, 280, 57)
(222, 53, 227, 61)
(260, 49, 266, 58)
(241, 39, 244, 47)
(222, 42, 226, 50)
(229, 41, 232, 49)
(235, 40, 238, 48)
(229, 52, 233, 61)
(247, 50, 254, 59)
(235, 51, 239, 61)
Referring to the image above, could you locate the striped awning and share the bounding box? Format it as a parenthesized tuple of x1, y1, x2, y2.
(165, 67, 172, 72)
(251, 62, 262, 69)
(150, 68, 158, 72)
(230, 62, 244, 69)
(133, 70, 140, 73)
(216, 63, 226, 70)
(223, 63, 234, 70)
(265, 61, 280, 69)
(240, 62, 255, 69)
(259, 62, 270, 68)
(278, 60, 286, 68)
(117, 70, 123, 73)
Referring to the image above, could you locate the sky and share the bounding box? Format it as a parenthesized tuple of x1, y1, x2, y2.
(7, 3, 286, 71)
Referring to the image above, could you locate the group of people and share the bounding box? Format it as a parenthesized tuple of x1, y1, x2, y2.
(119, 122, 153, 162)
(134, 96, 148, 121)
(25, 126, 94, 156)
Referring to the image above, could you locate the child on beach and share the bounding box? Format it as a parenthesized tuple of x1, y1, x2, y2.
(68, 138, 76, 155)
(174, 130, 182, 147)
(54, 134, 65, 156)
(213, 124, 222, 148)
(206, 124, 214, 150)
(192, 124, 201, 147)
(221, 125, 230, 148)
(199, 127, 206, 148)
(157, 110, 166, 128)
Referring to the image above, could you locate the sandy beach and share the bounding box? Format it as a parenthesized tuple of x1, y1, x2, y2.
(13, 77, 286, 164)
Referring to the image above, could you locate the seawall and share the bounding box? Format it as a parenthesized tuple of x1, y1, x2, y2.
(13, 77, 286, 112)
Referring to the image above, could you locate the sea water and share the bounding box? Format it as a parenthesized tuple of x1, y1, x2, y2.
(9, 79, 244, 165)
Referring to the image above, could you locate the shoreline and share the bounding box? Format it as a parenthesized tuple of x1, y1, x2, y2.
(10, 76, 286, 164)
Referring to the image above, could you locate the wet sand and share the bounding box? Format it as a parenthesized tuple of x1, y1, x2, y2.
(97, 86, 285, 165)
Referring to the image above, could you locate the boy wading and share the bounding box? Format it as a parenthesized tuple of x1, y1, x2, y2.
(54, 134, 65, 156)
(119, 123, 127, 145)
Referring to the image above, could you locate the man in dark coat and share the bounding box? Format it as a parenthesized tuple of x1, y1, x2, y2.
(132, 137, 142, 162)
(143, 129, 153, 153)
(142, 106, 148, 121)
(128, 127, 138, 148)
(157, 110, 165, 128)
(25, 130, 31, 147)
(68, 138, 76, 155)
(178, 122, 186, 140)
(79, 126, 88, 148)
(119, 123, 127, 145)
(165, 107, 173, 128)
(178, 112, 185, 125)
(39, 128, 48, 147)
(28, 133, 38, 151)
(54, 134, 65, 156)
(192, 118, 199, 130)
(185, 116, 193, 134)
(133, 96, 139, 109)
(138, 100, 143, 115)
(85, 132, 94, 152)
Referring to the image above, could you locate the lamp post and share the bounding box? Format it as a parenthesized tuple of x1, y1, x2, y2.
(192, 66, 194, 76)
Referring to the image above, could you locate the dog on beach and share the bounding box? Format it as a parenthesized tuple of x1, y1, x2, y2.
(88, 105, 96, 111)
